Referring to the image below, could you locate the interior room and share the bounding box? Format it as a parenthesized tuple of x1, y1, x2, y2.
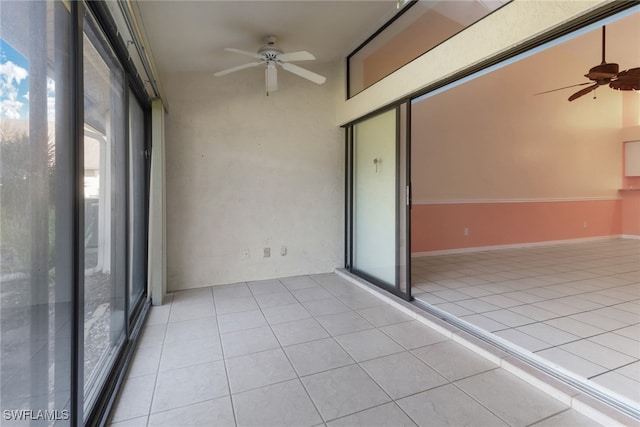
(1, 1, 638, 426)
(409, 10, 640, 408)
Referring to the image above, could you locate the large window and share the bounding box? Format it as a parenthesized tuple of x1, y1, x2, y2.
(82, 11, 127, 413)
(347, 0, 510, 97)
(0, 1, 149, 424)
(1, 2, 74, 423)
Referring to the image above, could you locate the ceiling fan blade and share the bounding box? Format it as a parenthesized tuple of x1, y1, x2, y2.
(214, 61, 263, 77)
(277, 51, 316, 62)
(568, 83, 599, 101)
(610, 67, 640, 91)
(266, 63, 278, 93)
(224, 48, 263, 60)
(534, 81, 592, 96)
(281, 62, 326, 85)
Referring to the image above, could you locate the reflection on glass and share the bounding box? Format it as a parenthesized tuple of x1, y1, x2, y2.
(82, 12, 126, 414)
(0, 1, 72, 424)
(353, 109, 397, 285)
(128, 91, 146, 313)
(348, 0, 510, 97)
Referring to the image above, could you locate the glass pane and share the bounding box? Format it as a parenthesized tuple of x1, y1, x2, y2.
(0, 1, 72, 423)
(83, 11, 126, 413)
(348, 0, 509, 97)
(353, 109, 397, 286)
(128, 91, 146, 313)
(408, 9, 640, 411)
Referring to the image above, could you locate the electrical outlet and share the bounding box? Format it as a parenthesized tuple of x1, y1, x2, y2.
(264, 247, 270, 258)
(281, 246, 287, 256)
(241, 248, 250, 260)
(583, 221, 588, 228)
(464, 227, 469, 236)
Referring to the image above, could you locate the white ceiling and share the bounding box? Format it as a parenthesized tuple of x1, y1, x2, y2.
(134, 1, 640, 100)
(136, 0, 402, 78)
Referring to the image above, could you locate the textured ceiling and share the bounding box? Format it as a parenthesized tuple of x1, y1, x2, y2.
(136, 0, 401, 78)
(135, 1, 640, 98)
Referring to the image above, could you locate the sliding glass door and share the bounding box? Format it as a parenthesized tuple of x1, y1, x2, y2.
(353, 109, 397, 284)
(128, 90, 148, 317)
(82, 11, 128, 411)
(0, 1, 150, 424)
(0, 1, 74, 421)
(347, 104, 411, 299)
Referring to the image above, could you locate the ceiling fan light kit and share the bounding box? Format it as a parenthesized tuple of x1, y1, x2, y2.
(536, 26, 640, 102)
(214, 35, 327, 95)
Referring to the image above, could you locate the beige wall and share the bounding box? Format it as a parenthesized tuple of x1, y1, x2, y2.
(163, 63, 343, 291)
(411, 37, 625, 202)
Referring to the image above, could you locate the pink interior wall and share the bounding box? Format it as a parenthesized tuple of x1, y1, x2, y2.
(411, 199, 623, 253)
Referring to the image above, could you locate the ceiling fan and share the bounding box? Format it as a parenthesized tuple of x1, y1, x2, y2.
(536, 26, 640, 101)
(214, 36, 326, 95)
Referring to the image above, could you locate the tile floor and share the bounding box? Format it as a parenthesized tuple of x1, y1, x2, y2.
(110, 273, 610, 426)
(412, 238, 640, 408)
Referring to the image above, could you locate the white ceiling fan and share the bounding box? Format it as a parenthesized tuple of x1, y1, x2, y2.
(214, 36, 326, 95)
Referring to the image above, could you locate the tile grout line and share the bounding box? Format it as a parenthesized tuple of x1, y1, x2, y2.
(212, 282, 241, 427)
(336, 268, 639, 426)
(140, 294, 171, 426)
(119, 262, 636, 426)
(249, 276, 327, 425)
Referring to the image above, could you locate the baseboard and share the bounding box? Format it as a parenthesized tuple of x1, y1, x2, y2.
(411, 235, 625, 257)
(621, 234, 640, 240)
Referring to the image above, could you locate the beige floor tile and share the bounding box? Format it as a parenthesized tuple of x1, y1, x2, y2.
(397, 384, 509, 427)
(110, 374, 156, 423)
(233, 379, 322, 427)
(147, 397, 235, 427)
(226, 348, 296, 394)
(301, 364, 390, 421)
(159, 336, 223, 371)
(334, 329, 404, 362)
(360, 351, 447, 399)
(151, 361, 229, 413)
(455, 369, 569, 426)
(326, 402, 416, 427)
(284, 337, 355, 377)
(411, 340, 498, 381)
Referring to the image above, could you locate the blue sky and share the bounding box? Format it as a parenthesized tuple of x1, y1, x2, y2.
(0, 38, 30, 120)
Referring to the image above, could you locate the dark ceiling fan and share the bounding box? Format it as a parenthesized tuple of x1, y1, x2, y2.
(536, 26, 640, 101)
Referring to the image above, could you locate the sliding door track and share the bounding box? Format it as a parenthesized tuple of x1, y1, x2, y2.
(412, 298, 640, 421)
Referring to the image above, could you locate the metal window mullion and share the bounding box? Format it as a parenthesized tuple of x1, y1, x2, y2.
(71, 1, 85, 425)
(124, 81, 131, 335)
(405, 100, 412, 301)
(348, 127, 354, 271)
(343, 128, 349, 268)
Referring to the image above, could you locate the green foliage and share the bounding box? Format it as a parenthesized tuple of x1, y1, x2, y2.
(0, 125, 56, 275)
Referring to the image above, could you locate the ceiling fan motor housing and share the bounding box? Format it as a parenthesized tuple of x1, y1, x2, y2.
(258, 47, 283, 61)
(258, 35, 282, 61)
(586, 62, 619, 81)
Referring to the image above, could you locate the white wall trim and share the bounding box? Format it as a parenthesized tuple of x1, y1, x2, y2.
(412, 235, 625, 257)
(621, 234, 640, 240)
(412, 196, 621, 205)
